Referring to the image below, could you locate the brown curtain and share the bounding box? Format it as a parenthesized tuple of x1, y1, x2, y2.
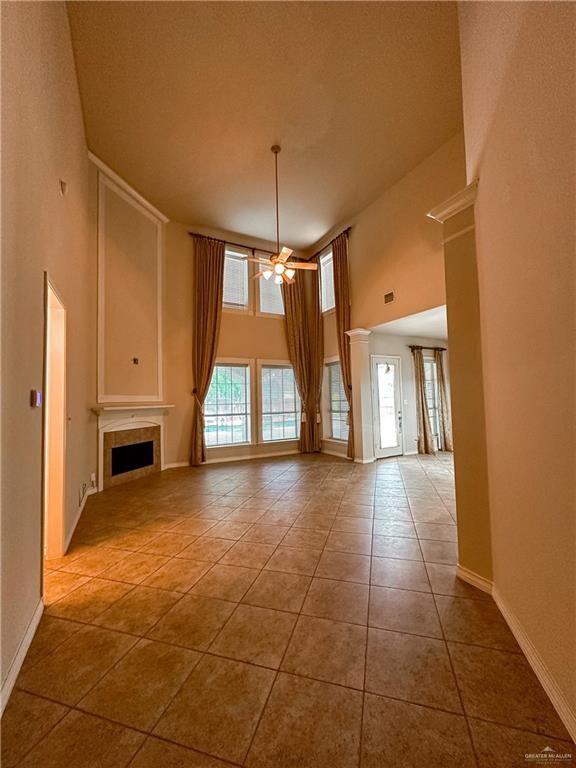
(190, 236, 225, 465)
(411, 347, 435, 455)
(434, 348, 453, 452)
(332, 232, 354, 459)
(282, 270, 323, 452)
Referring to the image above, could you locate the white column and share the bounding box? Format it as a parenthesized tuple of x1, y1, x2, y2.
(346, 328, 374, 463)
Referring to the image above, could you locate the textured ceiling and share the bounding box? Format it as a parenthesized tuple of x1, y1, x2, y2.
(68, 1, 463, 249)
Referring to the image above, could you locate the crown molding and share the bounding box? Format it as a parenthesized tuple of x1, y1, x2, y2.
(427, 179, 479, 224)
(88, 151, 169, 223)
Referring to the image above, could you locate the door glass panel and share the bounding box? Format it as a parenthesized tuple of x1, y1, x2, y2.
(377, 362, 398, 448)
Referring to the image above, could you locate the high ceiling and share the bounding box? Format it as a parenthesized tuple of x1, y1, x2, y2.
(68, 1, 463, 249)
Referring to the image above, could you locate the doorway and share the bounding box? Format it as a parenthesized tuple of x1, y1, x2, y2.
(43, 278, 67, 561)
(371, 355, 403, 459)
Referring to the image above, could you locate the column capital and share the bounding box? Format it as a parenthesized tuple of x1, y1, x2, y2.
(346, 328, 372, 343)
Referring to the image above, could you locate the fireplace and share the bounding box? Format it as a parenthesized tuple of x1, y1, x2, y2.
(103, 425, 161, 488)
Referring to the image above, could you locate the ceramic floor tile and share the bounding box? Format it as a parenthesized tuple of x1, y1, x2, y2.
(331, 517, 373, 534)
(243, 570, 311, 613)
(281, 615, 367, 689)
(0, 691, 69, 768)
(219, 541, 276, 569)
(191, 563, 259, 601)
(20, 616, 84, 673)
(210, 604, 297, 668)
(361, 693, 476, 768)
(449, 643, 570, 739)
(46, 577, 133, 623)
(246, 673, 363, 768)
(325, 531, 372, 555)
(468, 718, 576, 768)
(425, 562, 490, 599)
(372, 519, 416, 538)
(315, 550, 370, 583)
(100, 552, 171, 585)
(436, 595, 520, 651)
(18, 625, 137, 705)
(264, 545, 322, 576)
(419, 539, 458, 565)
(128, 737, 233, 768)
(139, 532, 198, 556)
(59, 547, 131, 577)
(241, 524, 289, 545)
(143, 557, 212, 592)
(18, 710, 144, 768)
(302, 578, 369, 625)
(369, 585, 443, 637)
(148, 594, 236, 650)
(43, 570, 91, 604)
(178, 537, 235, 562)
(372, 535, 423, 560)
(281, 528, 329, 549)
(415, 521, 458, 542)
(93, 585, 182, 635)
(154, 654, 275, 764)
(371, 557, 431, 592)
(365, 628, 462, 712)
(205, 521, 253, 540)
(79, 639, 201, 730)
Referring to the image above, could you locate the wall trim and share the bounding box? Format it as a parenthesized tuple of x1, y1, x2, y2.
(321, 448, 351, 460)
(88, 152, 169, 223)
(442, 224, 476, 245)
(164, 461, 190, 470)
(1, 600, 44, 714)
(427, 179, 479, 223)
(493, 587, 576, 741)
(456, 564, 493, 594)
(63, 486, 97, 553)
(354, 457, 375, 464)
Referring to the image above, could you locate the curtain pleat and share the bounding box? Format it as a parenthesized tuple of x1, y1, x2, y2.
(411, 347, 435, 455)
(190, 236, 225, 465)
(332, 232, 354, 459)
(282, 270, 323, 453)
(434, 348, 453, 452)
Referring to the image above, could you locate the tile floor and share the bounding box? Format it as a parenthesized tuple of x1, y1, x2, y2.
(2, 453, 573, 767)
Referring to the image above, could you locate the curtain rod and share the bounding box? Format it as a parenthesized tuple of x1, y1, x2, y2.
(408, 345, 447, 352)
(309, 226, 352, 262)
(188, 231, 274, 256)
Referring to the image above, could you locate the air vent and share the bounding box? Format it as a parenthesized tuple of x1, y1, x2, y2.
(384, 291, 395, 305)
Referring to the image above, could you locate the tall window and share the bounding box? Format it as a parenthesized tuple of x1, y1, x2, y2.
(326, 362, 349, 441)
(261, 365, 300, 441)
(320, 249, 335, 312)
(223, 247, 249, 310)
(258, 258, 284, 315)
(204, 364, 251, 446)
(423, 359, 440, 447)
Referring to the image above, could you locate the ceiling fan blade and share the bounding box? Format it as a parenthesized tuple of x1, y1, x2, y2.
(284, 261, 318, 270)
(247, 257, 272, 265)
(252, 271, 265, 280)
(281, 271, 295, 285)
(277, 247, 293, 263)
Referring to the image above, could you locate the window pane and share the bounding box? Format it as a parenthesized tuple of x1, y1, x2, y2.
(223, 248, 249, 308)
(320, 250, 335, 312)
(261, 365, 300, 442)
(204, 364, 250, 446)
(259, 260, 284, 315)
(424, 359, 440, 443)
(326, 362, 349, 441)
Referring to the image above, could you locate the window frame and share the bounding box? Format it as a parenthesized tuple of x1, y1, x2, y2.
(319, 247, 336, 315)
(255, 250, 285, 318)
(256, 360, 301, 444)
(203, 357, 256, 448)
(222, 245, 254, 315)
(322, 356, 350, 443)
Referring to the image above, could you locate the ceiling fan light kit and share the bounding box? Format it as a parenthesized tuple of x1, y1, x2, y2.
(250, 145, 317, 285)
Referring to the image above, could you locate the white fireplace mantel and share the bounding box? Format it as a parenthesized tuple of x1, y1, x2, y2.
(93, 404, 174, 490)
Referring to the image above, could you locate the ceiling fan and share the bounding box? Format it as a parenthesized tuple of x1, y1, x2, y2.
(249, 145, 317, 285)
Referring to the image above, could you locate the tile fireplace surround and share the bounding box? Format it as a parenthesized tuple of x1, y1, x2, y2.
(93, 405, 174, 491)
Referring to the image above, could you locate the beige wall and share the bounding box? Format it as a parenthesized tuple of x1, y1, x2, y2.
(321, 134, 465, 359)
(459, 2, 575, 730)
(164, 223, 293, 465)
(1, 2, 97, 693)
(100, 178, 162, 399)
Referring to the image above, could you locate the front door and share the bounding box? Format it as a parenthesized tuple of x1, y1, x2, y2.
(372, 355, 403, 459)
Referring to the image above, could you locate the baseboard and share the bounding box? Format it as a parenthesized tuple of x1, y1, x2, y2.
(64, 486, 97, 552)
(321, 448, 351, 460)
(205, 449, 299, 465)
(1, 600, 44, 714)
(403, 450, 418, 456)
(456, 564, 493, 594)
(164, 461, 189, 470)
(354, 457, 375, 464)
(492, 587, 576, 741)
